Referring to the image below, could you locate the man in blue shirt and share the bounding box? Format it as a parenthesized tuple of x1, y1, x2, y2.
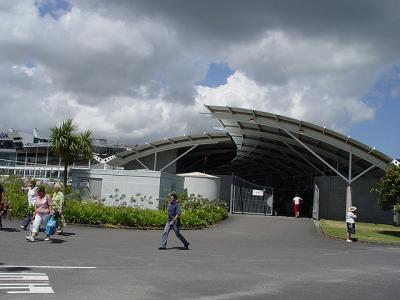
(158, 192, 190, 250)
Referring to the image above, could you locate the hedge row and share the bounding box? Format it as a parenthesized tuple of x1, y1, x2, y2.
(1, 176, 229, 229)
(63, 200, 228, 228)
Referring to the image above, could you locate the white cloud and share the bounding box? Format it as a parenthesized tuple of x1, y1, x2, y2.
(195, 71, 375, 132)
(0, 0, 397, 156)
(227, 30, 378, 85)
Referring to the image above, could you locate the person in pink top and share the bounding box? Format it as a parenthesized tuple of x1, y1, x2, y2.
(25, 185, 52, 242)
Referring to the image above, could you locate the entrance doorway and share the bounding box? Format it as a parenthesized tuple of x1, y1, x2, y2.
(231, 175, 273, 215)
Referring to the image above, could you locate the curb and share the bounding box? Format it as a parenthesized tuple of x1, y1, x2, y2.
(36, 220, 227, 231)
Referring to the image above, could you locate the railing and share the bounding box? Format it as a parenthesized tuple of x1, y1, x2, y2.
(0, 158, 88, 180)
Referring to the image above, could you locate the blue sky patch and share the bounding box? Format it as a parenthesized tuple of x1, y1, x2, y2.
(350, 64, 400, 159)
(365, 64, 400, 103)
(36, 0, 71, 19)
(197, 63, 235, 88)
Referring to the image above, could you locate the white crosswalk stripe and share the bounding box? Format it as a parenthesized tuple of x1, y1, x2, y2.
(0, 272, 54, 294)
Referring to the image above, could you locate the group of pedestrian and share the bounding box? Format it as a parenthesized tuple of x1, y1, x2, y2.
(3, 181, 358, 245)
(20, 179, 65, 242)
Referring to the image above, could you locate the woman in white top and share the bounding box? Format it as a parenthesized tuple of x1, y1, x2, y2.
(20, 179, 37, 230)
(346, 206, 357, 242)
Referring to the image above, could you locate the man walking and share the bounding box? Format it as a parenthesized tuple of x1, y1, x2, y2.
(158, 192, 190, 250)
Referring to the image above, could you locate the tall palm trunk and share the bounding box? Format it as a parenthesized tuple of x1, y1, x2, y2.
(64, 162, 68, 189)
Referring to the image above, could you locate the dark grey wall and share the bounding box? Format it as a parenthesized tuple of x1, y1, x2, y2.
(316, 175, 392, 224)
(218, 175, 233, 205)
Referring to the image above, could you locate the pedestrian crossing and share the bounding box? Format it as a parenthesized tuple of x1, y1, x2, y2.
(0, 272, 54, 294)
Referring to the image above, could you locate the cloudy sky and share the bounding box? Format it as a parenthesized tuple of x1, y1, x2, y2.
(0, 0, 399, 158)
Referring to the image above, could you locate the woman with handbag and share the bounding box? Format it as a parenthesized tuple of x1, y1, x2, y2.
(25, 185, 53, 242)
(52, 182, 65, 234)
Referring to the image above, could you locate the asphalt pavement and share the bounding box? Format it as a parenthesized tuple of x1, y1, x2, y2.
(1, 215, 399, 299)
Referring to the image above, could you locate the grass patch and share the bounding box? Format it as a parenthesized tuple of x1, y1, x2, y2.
(320, 219, 400, 244)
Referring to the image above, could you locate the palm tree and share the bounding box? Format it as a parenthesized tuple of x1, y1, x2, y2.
(50, 119, 93, 189)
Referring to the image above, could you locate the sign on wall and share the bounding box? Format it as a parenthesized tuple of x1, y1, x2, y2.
(252, 189, 264, 196)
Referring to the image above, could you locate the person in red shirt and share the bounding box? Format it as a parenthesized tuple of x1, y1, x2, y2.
(292, 194, 303, 218)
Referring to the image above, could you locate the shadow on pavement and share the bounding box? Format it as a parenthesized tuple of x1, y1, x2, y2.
(1, 227, 20, 232)
(58, 232, 75, 236)
(163, 246, 190, 251)
(49, 238, 68, 244)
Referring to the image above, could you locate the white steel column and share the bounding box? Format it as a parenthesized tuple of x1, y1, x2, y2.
(346, 185, 352, 218)
(45, 147, 49, 179)
(154, 152, 157, 171)
(346, 152, 353, 216)
(23, 151, 27, 178)
(34, 148, 38, 178)
(14, 152, 18, 175)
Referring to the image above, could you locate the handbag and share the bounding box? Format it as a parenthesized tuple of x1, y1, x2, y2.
(45, 215, 57, 236)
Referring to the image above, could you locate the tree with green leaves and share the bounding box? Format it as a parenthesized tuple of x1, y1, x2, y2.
(371, 165, 400, 213)
(50, 119, 93, 189)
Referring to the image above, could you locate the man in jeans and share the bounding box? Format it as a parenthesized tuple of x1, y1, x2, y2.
(158, 192, 190, 250)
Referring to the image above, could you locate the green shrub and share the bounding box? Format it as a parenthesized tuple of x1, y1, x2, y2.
(63, 200, 168, 228)
(371, 165, 400, 211)
(1, 176, 28, 218)
(62, 196, 228, 228)
(2, 175, 229, 229)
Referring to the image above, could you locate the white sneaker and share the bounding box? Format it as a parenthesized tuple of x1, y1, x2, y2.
(346, 239, 353, 242)
(44, 237, 50, 241)
(25, 236, 35, 242)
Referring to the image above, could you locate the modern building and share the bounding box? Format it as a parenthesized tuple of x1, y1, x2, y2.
(79, 105, 395, 224)
(2, 106, 398, 224)
(0, 128, 128, 179)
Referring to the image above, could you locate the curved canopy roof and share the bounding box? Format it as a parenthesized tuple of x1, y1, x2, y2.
(110, 105, 394, 184)
(109, 132, 235, 169)
(205, 105, 393, 182)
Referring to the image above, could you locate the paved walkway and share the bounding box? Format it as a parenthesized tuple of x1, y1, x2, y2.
(1, 215, 399, 299)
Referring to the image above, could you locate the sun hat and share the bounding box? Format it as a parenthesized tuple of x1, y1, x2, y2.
(348, 206, 357, 212)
